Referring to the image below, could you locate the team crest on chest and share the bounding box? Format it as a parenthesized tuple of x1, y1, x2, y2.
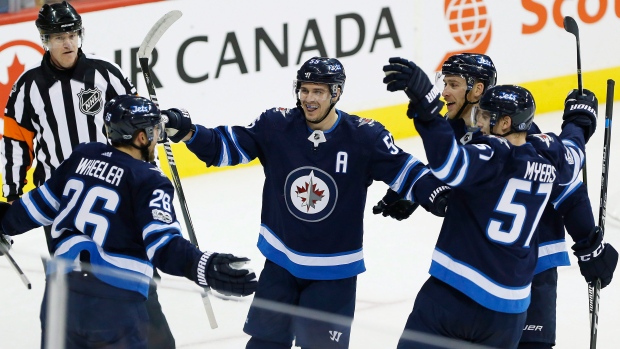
(77, 88, 104, 116)
(285, 166, 338, 222)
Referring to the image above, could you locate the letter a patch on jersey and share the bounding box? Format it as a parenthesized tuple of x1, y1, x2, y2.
(78, 88, 104, 116)
(284, 167, 338, 222)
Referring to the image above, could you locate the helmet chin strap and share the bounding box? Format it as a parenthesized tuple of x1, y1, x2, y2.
(453, 89, 477, 120)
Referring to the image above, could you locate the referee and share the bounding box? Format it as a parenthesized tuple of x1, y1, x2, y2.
(0, 2, 176, 348)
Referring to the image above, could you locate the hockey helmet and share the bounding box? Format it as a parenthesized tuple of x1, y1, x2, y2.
(294, 57, 346, 98)
(36, 1, 83, 35)
(441, 53, 497, 91)
(104, 95, 165, 144)
(476, 85, 535, 133)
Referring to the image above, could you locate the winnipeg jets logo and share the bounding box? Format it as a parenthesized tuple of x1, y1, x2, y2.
(531, 134, 554, 148)
(487, 134, 510, 148)
(77, 88, 103, 116)
(357, 118, 375, 127)
(276, 107, 289, 117)
(149, 167, 167, 178)
(285, 167, 338, 222)
(295, 171, 325, 212)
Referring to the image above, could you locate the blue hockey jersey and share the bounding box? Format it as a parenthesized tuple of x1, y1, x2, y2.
(186, 107, 431, 280)
(415, 116, 585, 313)
(1, 142, 203, 299)
(450, 121, 587, 274)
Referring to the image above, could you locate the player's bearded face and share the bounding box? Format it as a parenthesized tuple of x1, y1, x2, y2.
(47, 31, 79, 70)
(299, 83, 334, 122)
(442, 75, 468, 118)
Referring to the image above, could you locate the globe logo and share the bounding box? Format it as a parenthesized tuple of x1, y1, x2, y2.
(446, 0, 490, 49)
(435, 0, 493, 71)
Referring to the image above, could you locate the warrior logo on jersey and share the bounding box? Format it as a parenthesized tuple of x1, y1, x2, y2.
(285, 167, 338, 222)
(531, 134, 554, 148)
(78, 88, 104, 116)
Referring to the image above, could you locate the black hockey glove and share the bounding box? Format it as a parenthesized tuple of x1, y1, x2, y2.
(428, 185, 451, 218)
(0, 202, 12, 256)
(372, 189, 418, 221)
(162, 108, 194, 143)
(194, 252, 257, 296)
(562, 89, 598, 143)
(383, 57, 444, 122)
(572, 226, 618, 288)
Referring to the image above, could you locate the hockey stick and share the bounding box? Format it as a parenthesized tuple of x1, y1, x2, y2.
(0, 235, 31, 289)
(563, 16, 588, 184)
(589, 79, 615, 349)
(138, 10, 218, 329)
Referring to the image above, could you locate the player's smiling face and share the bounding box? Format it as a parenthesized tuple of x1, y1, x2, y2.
(442, 75, 468, 117)
(299, 82, 335, 123)
(47, 31, 79, 70)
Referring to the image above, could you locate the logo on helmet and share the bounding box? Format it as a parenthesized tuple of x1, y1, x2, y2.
(78, 88, 103, 116)
(497, 91, 518, 102)
(131, 105, 150, 113)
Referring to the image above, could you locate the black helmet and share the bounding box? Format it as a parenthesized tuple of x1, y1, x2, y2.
(295, 57, 346, 98)
(478, 85, 535, 133)
(36, 1, 82, 35)
(442, 53, 497, 91)
(104, 95, 163, 144)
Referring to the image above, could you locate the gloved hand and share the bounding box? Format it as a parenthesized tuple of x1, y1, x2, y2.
(162, 108, 194, 143)
(372, 189, 418, 221)
(562, 89, 598, 143)
(572, 226, 618, 288)
(194, 252, 257, 296)
(383, 57, 444, 121)
(0, 202, 12, 256)
(0, 234, 13, 256)
(428, 185, 451, 218)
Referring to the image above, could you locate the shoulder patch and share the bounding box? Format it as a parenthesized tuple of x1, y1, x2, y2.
(273, 107, 291, 117)
(149, 167, 167, 178)
(357, 117, 375, 127)
(485, 135, 511, 149)
(529, 133, 555, 148)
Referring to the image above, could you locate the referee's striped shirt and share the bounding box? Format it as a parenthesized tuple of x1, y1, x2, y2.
(1, 49, 136, 201)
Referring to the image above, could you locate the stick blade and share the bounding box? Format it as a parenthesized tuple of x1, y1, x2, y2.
(137, 10, 183, 59)
(563, 16, 579, 36)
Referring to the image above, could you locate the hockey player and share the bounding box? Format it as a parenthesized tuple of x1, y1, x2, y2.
(163, 57, 444, 349)
(439, 53, 599, 349)
(382, 57, 617, 349)
(0, 95, 257, 349)
(0, 2, 176, 347)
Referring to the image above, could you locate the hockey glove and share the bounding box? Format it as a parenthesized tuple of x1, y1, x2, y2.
(572, 226, 618, 288)
(562, 89, 598, 143)
(194, 252, 257, 296)
(383, 57, 444, 122)
(162, 108, 194, 143)
(373, 189, 418, 221)
(0, 234, 13, 256)
(428, 185, 451, 218)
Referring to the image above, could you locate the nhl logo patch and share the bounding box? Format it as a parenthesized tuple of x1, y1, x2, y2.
(77, 88, 104, 116)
